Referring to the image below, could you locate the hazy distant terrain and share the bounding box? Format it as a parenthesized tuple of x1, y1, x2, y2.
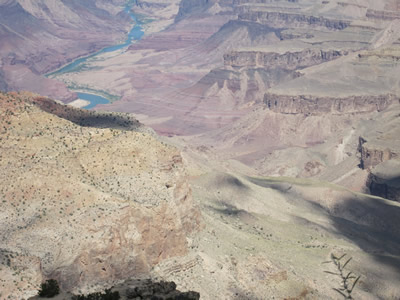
(0, 0, 131, 100)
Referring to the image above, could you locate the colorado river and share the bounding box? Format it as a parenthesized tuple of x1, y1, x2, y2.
(47, 1, 144, 109)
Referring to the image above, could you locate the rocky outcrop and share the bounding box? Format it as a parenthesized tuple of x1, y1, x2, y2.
(358, 137, 400, 170)
(366, 9, 400, 21)
(367, 160, 400, 202)
(264, 93, 397, 115)
(233, 0, 298, 4)
(0, 69, 8, 91)
(279, 31, 314, 40)
(175, 0, 212, 21)
(27, 279, 200, 299)
(224, 49, 347, 69)
(0, 92, 201, 299)
(134, 1, 170, 9)
(123, 279, 200, 299)
(238, 11, 350, 30)
(357, 51, 400, 62)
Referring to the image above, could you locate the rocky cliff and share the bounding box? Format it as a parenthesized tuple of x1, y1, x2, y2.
(358, 136, 400, 170)
(367, 160, 400, 202)
(224, 49, 347, 69)
(0, 92, 200, 299)
(238, 11, 350, 30)
(233, 0, 299, 4)
(264, 93, 397, 115)
(354, 103, 400, 201)
(366, 9, 400, 21)
(175, 0, 212, 21)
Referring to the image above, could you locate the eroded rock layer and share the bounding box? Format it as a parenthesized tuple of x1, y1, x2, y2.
(367, 160, 400, 202)
(224, 49, 347, 69)
(238, 11, 351, 30)
(264, 93, 398, 115)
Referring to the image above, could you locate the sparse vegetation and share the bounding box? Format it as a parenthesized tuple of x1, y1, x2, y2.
(0, 92, 189, 298)
(38, 279, 60, 298)
(72, 288, 120, 300)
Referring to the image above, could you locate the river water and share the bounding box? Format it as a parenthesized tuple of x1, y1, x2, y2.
(47, 1, 144, 109)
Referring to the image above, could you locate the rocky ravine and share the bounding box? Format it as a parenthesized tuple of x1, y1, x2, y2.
(0, 92, 200, 299)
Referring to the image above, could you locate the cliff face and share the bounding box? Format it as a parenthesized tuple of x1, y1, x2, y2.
(357, 134, 400, 202)
(238, 11, 350, 30)
(354, 104, 400, 201)
(233, 0, 299, 4)
(0, 92, 200, 299)
(366, 9, 400, 21)
(264, 93, 397, 115)
(175, 0, 212, 21)
(224, 49, 347, 69)
(358, 137, 400, 170)
(367, 160, 400, 202)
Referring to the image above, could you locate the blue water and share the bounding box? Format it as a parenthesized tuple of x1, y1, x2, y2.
(77, 92, 110, 109)
(47, 1, 145, 111)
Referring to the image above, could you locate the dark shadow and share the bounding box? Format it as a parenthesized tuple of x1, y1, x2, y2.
(246, 176, 294, 193)
(29, 278, 200, 300)
(32, 96, 142, 131)
(0, 69, 8, 92)
(210, 203, 251, 217)
(225, 176, 249, 190)
(368, 173, 400, 202)
(327, 196, 400, 272)
(213, 173, 250, 192)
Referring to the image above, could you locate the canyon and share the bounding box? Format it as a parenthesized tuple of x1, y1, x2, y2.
(1, 0, 400, 299)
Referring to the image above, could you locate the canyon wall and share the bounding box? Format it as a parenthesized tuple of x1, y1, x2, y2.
(264, 93, 397, 115)
(367, 160, 400, 202)
(366, 9, 400, 21)
(238, 11, 351, 30)
(358, 137, 400, 170)
(175, 0, 212, 21)
(224, 49, 347, 69)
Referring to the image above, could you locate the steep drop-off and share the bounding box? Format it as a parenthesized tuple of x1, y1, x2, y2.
(264, 93, 398, 115)
(224, 49, 347, 69)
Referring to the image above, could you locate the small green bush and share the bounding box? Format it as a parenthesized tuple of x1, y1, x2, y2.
(38, 279, 60, 298)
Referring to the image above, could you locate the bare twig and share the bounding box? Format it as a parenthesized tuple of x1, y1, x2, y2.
(323, 253, 360, 299)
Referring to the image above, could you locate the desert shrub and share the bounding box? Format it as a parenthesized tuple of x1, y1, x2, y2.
(38, 279, 60, 298)
(72, 288, 120, 300)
